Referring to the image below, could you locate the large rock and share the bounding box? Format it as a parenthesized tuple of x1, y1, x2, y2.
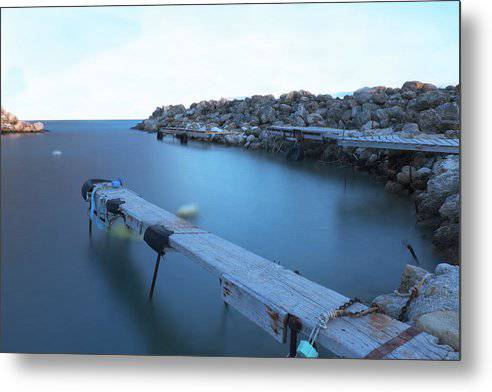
(402, 81, 437, 91)
(435, 102, 460, 130)
(372, 263, 460, 351)
(399, 264, 429, 293)
(1, 108, 45, 133)
(352, 107, 371, 128)
(401, 122, 420, 133)
(410, 91, 448, 111)
(413, 167, 432, 190)
(306, 112, 324, 125)
(385, 180, 404, 194)
(426, 170, 459, 197)
(406, 263, 459, 319)
(418, 108, 441, 133)
(433, 223, 460, 250)
(33, 122, 45, 132)
(372, 293, 408, 319)
(259, 105, 276, 124)
(415, 310, 459, 350)
(439, 194, 460, 222)
(396, 166, 417, 185)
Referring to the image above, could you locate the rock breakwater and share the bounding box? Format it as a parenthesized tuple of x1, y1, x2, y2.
(373, 263, 460, 352)
(1, 108, 45, 133)
(136, 81, 460, 262)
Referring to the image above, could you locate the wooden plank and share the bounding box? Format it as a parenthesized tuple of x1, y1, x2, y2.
(220, 274, 288, 343)
(91, 186, 458, 360)
(337, 138, 459, 154)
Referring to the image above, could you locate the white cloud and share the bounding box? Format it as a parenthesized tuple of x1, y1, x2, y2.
(1, 4, 459, 120)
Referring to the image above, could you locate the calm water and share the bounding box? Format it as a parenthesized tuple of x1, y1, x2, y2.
(1, 120, 440, 357)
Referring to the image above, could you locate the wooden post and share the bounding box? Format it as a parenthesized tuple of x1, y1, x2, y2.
(288, 316, 302, 358)
(148, 253, 162, 301)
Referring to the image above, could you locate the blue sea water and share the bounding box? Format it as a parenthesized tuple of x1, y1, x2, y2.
(0, 120, 440, 357)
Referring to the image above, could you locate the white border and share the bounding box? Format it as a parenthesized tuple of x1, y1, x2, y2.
(2, 0, 491, 391)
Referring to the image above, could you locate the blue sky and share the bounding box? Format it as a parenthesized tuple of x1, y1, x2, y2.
(1, 2, 459, 120)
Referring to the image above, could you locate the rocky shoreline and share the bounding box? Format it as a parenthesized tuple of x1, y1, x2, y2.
(373, 262, 459, 352)
(135, 81, 460, 264)
(1, 108, 45, 133)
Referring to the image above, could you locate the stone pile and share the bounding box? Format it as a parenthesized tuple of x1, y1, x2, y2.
(373, 263, 459, 351)
(135, 81, 459, 134)
(1, 108, 45, 133)
(136, 81, 460, 261)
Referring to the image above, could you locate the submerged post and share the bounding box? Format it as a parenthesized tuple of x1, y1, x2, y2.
(143, 225, 174, 301)
(149, 252, 163, 301)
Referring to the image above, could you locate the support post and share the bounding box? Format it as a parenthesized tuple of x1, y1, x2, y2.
(287, 315, 302, 358)
(148, 252, 163, 301)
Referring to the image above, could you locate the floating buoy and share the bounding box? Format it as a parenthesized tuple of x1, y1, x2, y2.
(177, 203, 199, 218)
(109, 222, 140, 241)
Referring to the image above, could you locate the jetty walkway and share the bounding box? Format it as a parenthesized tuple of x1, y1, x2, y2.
(84, 182, 457, 360)
(268, 125, 460, 154)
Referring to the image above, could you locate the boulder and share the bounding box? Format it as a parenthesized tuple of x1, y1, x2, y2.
(418, 109, 441, 133)
(415, 310, 459, 350)
(259, 105, 276, 124)
(32, 121, 44, 132)
(372, 263, 460, 351)
(396, 166, 417, 185)
(439, 194, 460, 222)
(14, 122, 26, 132)
(397, 264, 428, 291)
(426, 171, 460, 197)
(385, 180, 404, 194)
(306, 112, 324, 125)
(411, 91, 448, 111)
(406, 263, 459, 321)
(401, 122, 420, 133)
(413, 167, 432, 189)
(401, 90, 417, 100)
(353, 87, 374, 104)
(433, 223, 460, 250)
(402, 81, 437, 91)
(435, 102, 460, 130)
(372, 293, 408, 319)
(225, 133, 245, 146)
(352, 107, 371, 128)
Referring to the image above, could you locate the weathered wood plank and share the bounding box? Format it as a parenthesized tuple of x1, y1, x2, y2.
(220, 274, 288, 343)
(267, 125, 459, 154)
(91, 186, 458, 360)
(337, 137, 459, 154)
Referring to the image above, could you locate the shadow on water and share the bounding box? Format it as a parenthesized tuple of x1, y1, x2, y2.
(86, 233, 192, 355)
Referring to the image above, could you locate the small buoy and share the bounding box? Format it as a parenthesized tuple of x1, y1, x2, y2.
(177, 203, 199, 218)
(109, 223, 140, 240)
(51, 150, 62, 156)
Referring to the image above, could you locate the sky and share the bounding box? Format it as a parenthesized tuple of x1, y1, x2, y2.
(1, 2, 460, 120)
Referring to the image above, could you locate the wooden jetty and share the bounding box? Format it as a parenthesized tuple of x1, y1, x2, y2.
(85, 182, 458, 360)
(337, 134, 459, 154)
(157, 126, 237, 141)
(268, 125, 459, 154)
(268, 125, 344, 141)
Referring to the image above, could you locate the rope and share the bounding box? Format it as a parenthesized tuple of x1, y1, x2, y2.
(89, 179, 123, 230)
(393, 273, 431, 297)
